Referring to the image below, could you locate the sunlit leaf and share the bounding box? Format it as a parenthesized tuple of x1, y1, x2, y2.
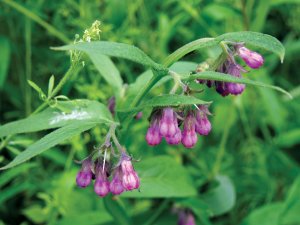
(0, 121, 96, 170)
(0, 100, 114, 138)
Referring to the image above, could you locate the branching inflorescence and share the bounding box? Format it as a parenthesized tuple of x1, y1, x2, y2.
(72, 25, 266, 197)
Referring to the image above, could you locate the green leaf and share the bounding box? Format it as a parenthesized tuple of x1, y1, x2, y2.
(0, 121, 96, 170)
(52, 41, 160, 69)
(48, 75, 55, 97)
(0, 100, 114, 138)
(274, 129, 300, 148)
(183, 71, 292, 98)
(120, 94, 211, 114)
(201, 175, 236, 217)
(23, 205, 49, 224)
(176, 198, 212, 218)
(104, 198, 131, 225)
(142, 94, 211, 107)
(216, 31, 285, 62)
(280, 176, 300, 225)
(0, 36, 10, 89)
(169, 61, 198, 74)
(90, 54, 123, 96)
(164, 32, 285, 67)
(121, 156, 197, 198)
(28, 80, 45, 96)
(56, 211, 113, 225)
(241, 203, 284, 225)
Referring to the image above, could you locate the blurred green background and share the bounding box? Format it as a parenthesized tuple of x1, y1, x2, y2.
(0, 0, 300, 225)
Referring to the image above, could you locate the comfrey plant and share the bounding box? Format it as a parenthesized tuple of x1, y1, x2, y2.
(0, 21, 291, 210)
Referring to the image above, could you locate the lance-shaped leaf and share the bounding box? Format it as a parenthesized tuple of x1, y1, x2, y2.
(52, 41, 161, 69)
(0, 100, 114, 138)
(0, 121, 97, 170)
(119, 94, 211, 114)
(182, 71, 292, 98)
(164, 31, 285, 67)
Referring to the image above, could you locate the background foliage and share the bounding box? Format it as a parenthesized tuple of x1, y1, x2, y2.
(0, 0, 300, 224)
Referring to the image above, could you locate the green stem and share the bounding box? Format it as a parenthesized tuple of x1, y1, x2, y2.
(2, 0, 70, 43)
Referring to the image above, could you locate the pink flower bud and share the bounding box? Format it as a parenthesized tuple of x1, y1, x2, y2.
(195, 105, 212, 136)
(94, 178, 110, 197)
(94, 163, 110, 197)
(146, 119, 162, 146)
(120, 154, 140, 191)
(181, 113, 198, 148)
(237, 46, 264, 69)
(165, 127, 182, 145)
(76, 159, 93, 188)
(120, 155, 134, 174)
(110, 169, 125, 195)
(159, 108, 178, 138)
(122, 171, 140, 191)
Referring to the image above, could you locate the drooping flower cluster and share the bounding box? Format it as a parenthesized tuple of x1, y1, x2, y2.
(197, 45, 264, 96)
(146, 105, 211, 148)
(76, 152, 140, 197)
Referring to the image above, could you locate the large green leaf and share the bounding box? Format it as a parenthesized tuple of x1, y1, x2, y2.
(164, 32, 284, 67)
(216, 32, 285, 62)
(121, 156, 197, 198)
(182, 71, 292, 98)
(52, 41, 161, 69)
(0, 100, 113, 138)
(0, 121, 96, 170)
(90, 54, 123, 96)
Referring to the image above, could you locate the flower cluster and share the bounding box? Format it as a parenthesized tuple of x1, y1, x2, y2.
(76, 153, 140, 197)
(146, 105, 211, 148)
(197, 45, 264, 96)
